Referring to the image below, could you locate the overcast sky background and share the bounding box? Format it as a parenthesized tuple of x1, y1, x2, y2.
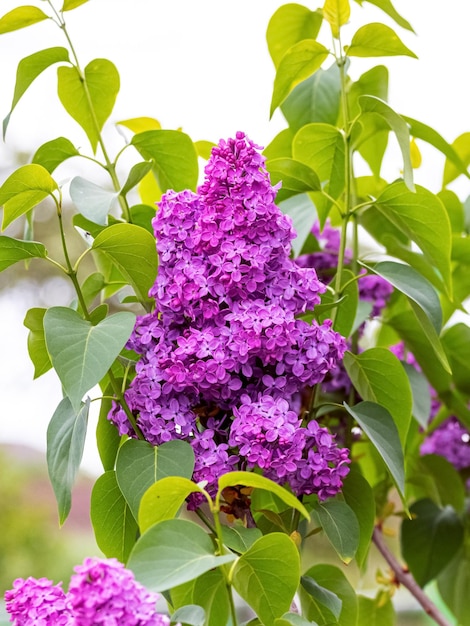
(1, 0, 470, 474)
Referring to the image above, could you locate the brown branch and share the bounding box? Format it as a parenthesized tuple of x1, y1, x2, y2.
(372, 526, 452, 626)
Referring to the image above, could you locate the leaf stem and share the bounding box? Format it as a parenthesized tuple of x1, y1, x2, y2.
(372, 526, 453, 626)
(211, 501, 239, 626)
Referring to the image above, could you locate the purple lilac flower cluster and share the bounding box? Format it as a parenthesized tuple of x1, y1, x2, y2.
(5, 558, 174, 626)
(109, 132, 349, 501)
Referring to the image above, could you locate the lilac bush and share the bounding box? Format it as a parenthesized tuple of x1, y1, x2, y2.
(109, 133, 349, 502)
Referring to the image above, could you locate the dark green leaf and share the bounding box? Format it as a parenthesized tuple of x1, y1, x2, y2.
(0, 164, 58, 230)
(274, 614, 317, 626)
(3, 47, 70, 137)
(358, 97, 414, 190)
(44, 307, 135, 411)
(349, 65, 389, 118)
(299, 564, 358, 626)
(374, 181, 452, 289)
(357, 594, 395, 626)
(282, 63, 342, 131)
(401, 498, 464, 586)
(128, 518, 236, 592)
(172, 569, 230, 626)
(344, 401, 405, 500)
(401, 362, 431, 428)
(92, 223, 158, 304)
(360, 0, 414, 32)
(57, 59, 120, 152)
(0, 6, 49, 35)
(442, 323, 470, 395)
(116, 439, 195, 520)
(24, 307, 52, 378)
(96, 384, 121, 471)
(408, 454, 465, 513)
(300, 576, 342, 621)
(293, 123, 345, 225)
(332, 269, 359, 337)
(32, 137, 79, 173)
(217, 471, 310, 521)
(132, 130, 198, 192)
(47, 396, 89, 525)
(266, 4, 322, 67)
(270, 40, 329, 117)
(121, 161, 153, 196)
(171, 605, 205, 626)
(128, 204, 156, 233)
(278, 194, 317, 257)
(313, 499, 359, 564)
(232, 533, 300, 626)
(346, 23, 417, 58)
(266, 157, 321, 201)
(91, 470, 138, 561)
(341, 468, 375, 567)
(0, 236, 46, 271)
(437, 549, 470, 626)
(344, 347, 412, 445)
(221, 526, 262, 554)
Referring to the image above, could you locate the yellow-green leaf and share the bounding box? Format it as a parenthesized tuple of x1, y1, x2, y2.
(323, 0, 350, 38)
(0, 6, 48, 35)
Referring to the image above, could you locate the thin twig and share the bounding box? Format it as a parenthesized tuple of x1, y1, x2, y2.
(372, 526, 452, 626)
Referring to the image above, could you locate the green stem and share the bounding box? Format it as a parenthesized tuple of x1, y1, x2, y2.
(211, 501, 239, 626)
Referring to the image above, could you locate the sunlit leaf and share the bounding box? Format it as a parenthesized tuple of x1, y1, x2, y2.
(62, 0, 89, 10)
(267, 4, 322, 67)
(443, 132, 470, 186)
(47, 396, 89, 525)
(117, 116, 161, 133)
(359, 0, 414, 32)
(0, 236, 46, 272)
(323, 0, 350, 38)
(32, 137, 79, 173)
(0, 6, 48, 35)
(346, 23, 417, 58)
(266, 157, 321, 201)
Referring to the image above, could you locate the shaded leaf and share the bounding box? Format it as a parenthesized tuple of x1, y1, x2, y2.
(401, 362, 431, 428)
(313, 499, 359, 564)
(347, 23, 417, 58)
(232, 533, 300, 626)
(266, 157, 321, 201)
(357, 594, 395, 626)
(270, 40, 329, 116)
(70, 176, 117, 225)
(278, 193, 317, 257)
(121, 161, 154, 197)
(171, 605, 205, 626)
(47, 397, 89, 525)
(341, 467, 375, 566)
(408, 454, 465, 513)
(221, 526, 262, 554)
(23, 307, 52, 378)
(44, 307, 135, 411)
(128, 519, 236, 592)
(437, 549, 470, 626)
(32, 137, 79, 173)
(171, 569, 230, 626)
(300, 576, 342, 620)
(299, 564, 357, 626)
(267, 4, 322, 67)
(442, 323, 470, 395)
(91, 470, 138, 561)
(96, 383, 121, 471)
(0, 236, 46, 272)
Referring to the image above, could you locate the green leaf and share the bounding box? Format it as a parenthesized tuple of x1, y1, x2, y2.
(358, 96, 414, 191)
(299, 564, 358, 626)
(120, 161, 153, 197)
(266, 157, 321, 201)
(442, 323, 470, 395)
(278, 194, 317, 257)
(132, 130, 198, 192)
(270, 40, 329, 117)
(232, 533, 300, 626)
(57, 59, 120, 152)
(61, 0, 89, 10)
(217, 471, 310, 521)
(172, 569, 230, 626)
(274, 614, 317, 626)
(24, 307, 52, 378)
(360, 0, 414, 32)
(437, 549, 470, 626)
(403, 117, 469, 181)
(263, 129, 294, 161)
(128, 204, 156, 234)
(313, 499, 359, 564)
(409, 454, 465, 513)
(47, 396, 89, 525)
(346, 23, 417, 58)
(344, 401, 405, 500)
(440, 189, 465, 233)
(194, 140, 216, 160)
(332, 268, 359, 337)
(128, 518, 236, 592)
(401, 362, 431, 428)
(374, 181, 452, 289)
(171, 605, 205, 626)
(117, 117, 161, 133)
(349, 65, 388, 118)
(341, 468, 375, 567)
(0, 6, 49, 35)
(221, 525, 263, 554)
(69, 176, 117, 225)
(282, 63, 342, 131)
(92, 223, 158, 304)
(344, 347, 412, 445)
(91, 470, 138, 561)
(116, 439, 195, 520)
(139, 477, 207, 532)
(0, 236, 46, 272)
(0, 164, 58, 230)
(32, 137, 79, 173)
(266, 4, 322, 67)
(96, 383, 121, 471)
(357, 594, 395, 626)
(323, 0, 350, 38)
(43, 307, 135, 412)
(401, 498, 464, 586)
(300, 576, 342, 620)
(3, 47, 70, 137)
(443, 132, 470, 186)
(293, 123, 345, 225)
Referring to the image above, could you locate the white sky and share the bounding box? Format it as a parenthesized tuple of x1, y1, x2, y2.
(1, 0, 470, 475)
